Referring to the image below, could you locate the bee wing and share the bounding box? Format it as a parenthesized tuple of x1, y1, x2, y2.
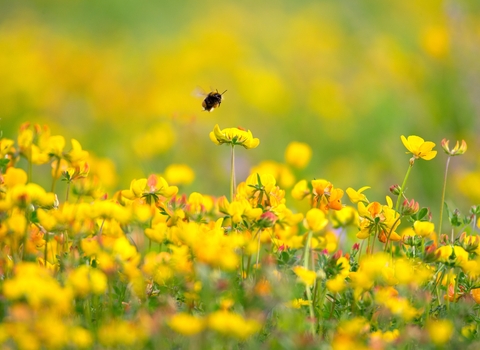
(192, 86, 207, 98)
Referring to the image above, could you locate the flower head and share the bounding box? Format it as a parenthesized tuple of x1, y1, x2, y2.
(284, 141, 312, 169)
(441, 138, 467, 156)
(401, 135, 437, 161)
(209, 124, 260, 149)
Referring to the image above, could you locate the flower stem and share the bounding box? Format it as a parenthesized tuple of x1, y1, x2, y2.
(395, 162, 414, 215)
(51, 157, 61, 193)
(65, 181, 71, 202)
(438, 156, 451, 236)
(303, 230, 315, 335)
(230, 145, 236, 202)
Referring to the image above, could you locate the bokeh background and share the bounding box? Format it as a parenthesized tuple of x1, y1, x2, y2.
(2, 0, 480, 216)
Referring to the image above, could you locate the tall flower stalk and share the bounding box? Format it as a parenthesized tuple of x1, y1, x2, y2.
(230, 145, 236, 202)
(396, 135, 437, 214)
(438, 139, 467, 237)
(209, 124, 260, 201)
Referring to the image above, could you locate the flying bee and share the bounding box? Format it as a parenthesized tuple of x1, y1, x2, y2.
(200, 89, 227, 112)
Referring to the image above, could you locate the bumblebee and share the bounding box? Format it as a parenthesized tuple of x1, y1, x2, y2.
(202, 89, 227, 112)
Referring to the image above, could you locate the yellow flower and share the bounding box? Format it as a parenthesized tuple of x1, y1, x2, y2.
(311, 179, 344, 211)
(413, 221, 435, 237)
(293, 266, 317, 286)
(304, 208, 328, 232)
(46, 135, 66, 158)
(66, 139, 89, 163)
(168, 313, 205, 336)
(435, 245, 469, 267)
(426, 319, 453, 346)
(346, 186, 370, 204)
(121, 175, 178, 202)
(0, 138, 15, 157)
(250, 160, 295, 188)
(209, 124, 260, 149)
(208, 311, 261, 340)
(291, 179, 310, 200)
(284, 141, 312, 169)
(3, 167, 28, 188)
(67, 265, 108, 298)
(331, 206, 358, 228)
(326, 275, 346, 293)
(163, 163, 195, 185)
(400, 135, 437, 161)
(288, 298, 311, 309)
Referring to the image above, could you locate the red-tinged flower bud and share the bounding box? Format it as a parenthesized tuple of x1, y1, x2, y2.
(257, 210, 278, 228)
(389, 184, 402, 196)
(333, 250, 343, 261)
(353, 243, 360, 251)
(440, 234, 450, 245)
(423, 243, 439, 263)
(442, 138, 467, 156)
(401, 198, 419, 216)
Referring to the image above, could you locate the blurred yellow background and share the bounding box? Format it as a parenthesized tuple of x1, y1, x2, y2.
(1, 0, 480, 214)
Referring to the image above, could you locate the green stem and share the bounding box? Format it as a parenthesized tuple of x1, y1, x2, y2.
(438, 156, 451, 237)
(51, 157, 61, 193)
(383, 216, 402, 252)
(254, 229, 262, 280)
(230, 145, 236, 202)
(303, 231, 313, 270)
(395, 162, 414, 215)
(44, 230, 49, 265)
(303, 230, 315, 335)
(65, 181, 71, 202)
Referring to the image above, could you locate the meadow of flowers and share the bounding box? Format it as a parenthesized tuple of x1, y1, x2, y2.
(0, 121, 479, 349)
(2, 1, 480, 349)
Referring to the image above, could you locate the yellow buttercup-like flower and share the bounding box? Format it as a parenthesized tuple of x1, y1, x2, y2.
(400, 135, 437, 161)
(284, 141, 312, 169)
(209, 124, 260, 149)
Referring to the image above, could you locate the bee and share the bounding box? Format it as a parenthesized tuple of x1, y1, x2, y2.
(201, 89, 227, 112)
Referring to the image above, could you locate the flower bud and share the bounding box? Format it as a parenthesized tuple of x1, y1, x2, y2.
(441, 138, 467, 156)
(401, 199, 419, 216)
(462, 234, 480, 253)
(389, 184, 402, 196)
(440, 234, 450, 245)
(423, 243, 439, 263)
(257, 210, 278, 228)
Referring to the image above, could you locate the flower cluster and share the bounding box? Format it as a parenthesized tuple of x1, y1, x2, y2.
(0, 124, 478, 349)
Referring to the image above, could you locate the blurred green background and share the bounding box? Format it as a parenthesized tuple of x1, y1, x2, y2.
(1, 0, 480, 216)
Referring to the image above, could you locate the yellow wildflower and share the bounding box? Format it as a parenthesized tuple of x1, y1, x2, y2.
(293, 266, 316, 286)
(207, 311, 261, 340)
(168, 313, 205, 336)
(209, 124, 260, 149)
(284, 141, 312, 169)
(426, 319, 453, 346)
(401, 135, 437, 161)
(163, 163, 195, 185)
(304, 208, 328, 232)
(413, 221, 435, 237)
